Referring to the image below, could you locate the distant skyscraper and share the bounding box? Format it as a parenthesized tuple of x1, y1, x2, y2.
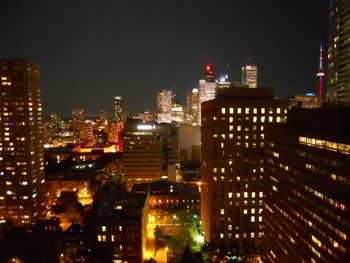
(327, 0, 350, 104)
(242, 55, 258, 89)
(50, 111, 61, 135)
(263, 107, 350, 262)
(198, 65, 217, 125)
(114, 96, 123, 121)
(0, 59, 46, 224)
(72, 109, 85, 141)
(201, 87, 288, 250)
(157, 89, 172, 123)
(98, 108, 108, 125)
(217, 74, 232, 91)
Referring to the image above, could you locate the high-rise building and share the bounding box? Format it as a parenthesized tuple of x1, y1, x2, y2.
(327, 0, 350, 104)
(0, 59, 46, 224)
(217, 74, 232, 91)
(98, 108, 108, 126)
(263, 107, 350, 262)
(114, 96, 123, 122)
(72, 109, 85, 141)
(242, 57, 258, 89)
(198, 65, 217, 125)
(123, 119, 162, 190)
(50, 112, 61, 135)
(157, 89, 172, 123)
(201, 87, 288, 250)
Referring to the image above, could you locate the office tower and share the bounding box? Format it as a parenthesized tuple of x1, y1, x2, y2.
(185, 88, 199, 124)
(72, 109, 85, 141)
(242, 56, 258, 89)
(263, 107, 350, 262)
(327, 0, 350, 104)
(98, 108, 108, 126)
(171, 102, 184, 123)
(0, 59, 46, 224)
(138, 111, 155, 122)
(123, 119, 162, 190)
(201, 87, 288, 250)
(198, 65, 217, 125)
(157, 89, 172, 123)
(50, 112, 61, 135)
(217, 74, 232, 91)
(114, 96, 123, 122)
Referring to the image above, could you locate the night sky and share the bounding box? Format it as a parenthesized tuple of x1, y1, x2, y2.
(0, 0, 329, 118)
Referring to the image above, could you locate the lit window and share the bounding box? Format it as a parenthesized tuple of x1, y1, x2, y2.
(229, 108, 234, 114)
(237, 108, 241, 114)
(220, 209, 224, 215)
(251, 216, 255, 222)
(102, 226, 106, 232)
(261, 108, 265, 114)
(245, 108, 250, 114)
(221, 108, 226, 114)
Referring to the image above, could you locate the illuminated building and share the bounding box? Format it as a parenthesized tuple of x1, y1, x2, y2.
(133, 181, 200, 214)
(72, 109, 85, 141)
(0, 59, 46, 224)
(185, 88, 199, 124)
(242, 63, 258, 89)
(201, 87, 288, 250)
(171, 103, 184, 123)
(217, 74, 232, 91)
(157, 89, 172, 123)
(50, 112, 61, 135)
(107, 121, 123, 151)
(114, 96, 123, 121)
(198, 65, 217, 125)
(95, 189, 149, 263)
(290, 93, 320, 108)
(123, 119, 162, 190)
(263, 107, 350, 262)
(81, 121, 95, 145)
(138, 110, 155, 122)
(98, 108, 108, 126)
(327, 0, 350, 104)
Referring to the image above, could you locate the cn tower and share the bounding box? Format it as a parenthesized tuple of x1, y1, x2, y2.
(316, 44, 325, 101)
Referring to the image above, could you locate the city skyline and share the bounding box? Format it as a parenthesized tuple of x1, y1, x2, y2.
(0, 0, 328, 117)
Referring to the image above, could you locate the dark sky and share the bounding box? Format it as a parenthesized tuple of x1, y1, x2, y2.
(0, 0, 329, 117)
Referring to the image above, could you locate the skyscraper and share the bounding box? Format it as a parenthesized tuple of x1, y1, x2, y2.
(327, 0, 350, 104)
(0, 59, 46, 224)
(157, 89, 172, 123)
(263, 107, 350, 262)
(201, 87, 288, 250)
(198, 65, 217, 125)
(114, 96, 123, 122)
(72, 109, 85, 142)
(242, 55, 258, 89)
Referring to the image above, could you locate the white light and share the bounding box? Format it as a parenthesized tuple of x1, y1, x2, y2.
(137, 124, 155, 130)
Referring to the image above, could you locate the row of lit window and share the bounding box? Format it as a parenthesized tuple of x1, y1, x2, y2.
(220, 107, 285, 115)
(219, 232, 262, 239)
(299, 136, 350, 155)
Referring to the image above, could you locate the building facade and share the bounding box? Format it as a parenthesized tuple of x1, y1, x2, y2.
(157, 89, 172, 123)
(114, 96, 123, 122)
(123, 119, 163, 190)
(263, 107, 350, 262)
(327, 0, 350, 104)
(0, 59, 46, 224)
(242, 64, 258, 89)
(201, 87, 288, 251)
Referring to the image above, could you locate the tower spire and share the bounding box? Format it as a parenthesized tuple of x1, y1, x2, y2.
(316, 43, 325, 101)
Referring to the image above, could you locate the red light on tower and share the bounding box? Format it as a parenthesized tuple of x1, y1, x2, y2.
(204, 64, 215, 82)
